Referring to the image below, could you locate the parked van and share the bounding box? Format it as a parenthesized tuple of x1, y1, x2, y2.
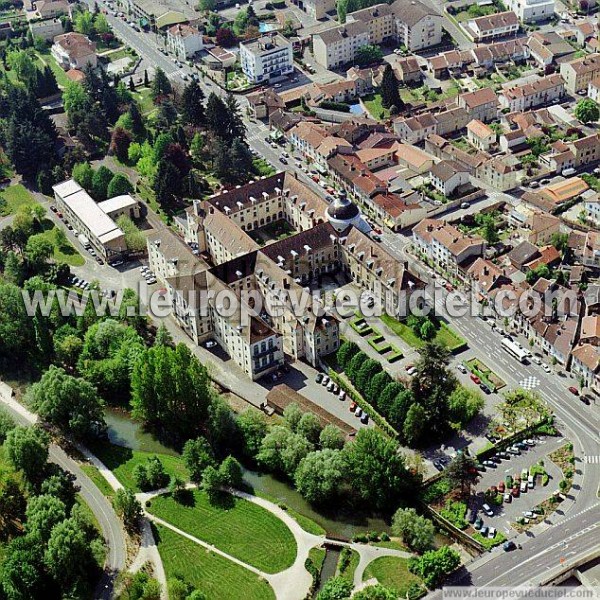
(528, 475, 535, 489)
(482, 503, 493, 517)
(520, 480, 528, 493)
(562, 167, 576, 177)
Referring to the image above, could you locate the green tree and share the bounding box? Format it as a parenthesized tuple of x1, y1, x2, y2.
(380, 63, 401, 110)
(182, 437, 216, 483)
(24, 234, 53, 271)
(445, 452, 479, 498)
(283, 402, 304, 431)
(25, 494, 66, 541)
(109, 127, 132, 163)
(91, 165, 114, 201)
(295, 449, 345, 504)
(113, 488, 142, 531)
(0, 407, 15, 443)
(355, 358, 382, 394)
(392, 507, 435, 553)
(316, 576, 353, 600)
(218, 455, 243, 488)
(353, 585, 398, 600)
(336, 340, 359, 369)
(107, 173, 133, 198)
(153, 158, 181, 206)
(403, 402, 427, 447)
(180, 80, 205, 127)
(236, 409, 268, 458)
(27, 366, 105, 439)
(5, 426, 49, 484)
(354, 44, 383, 67)
(296, 412, 322, 445)
(319, 424, 345, 450)
(72, 161, 95, 190)
(365, 370, 392, 406)
(74, 9, 94, 35)
(574, 98, 599, 123)
(343, 428, 415, 511)
(346, 350, 367, 382)
(133, 456, 169, 491)
(409, 546, 461, 588)
(257, 426, 314, 478)
(200, 465, 225, 502)
(447, 387, 484, 427)
(0, 534, 45, 600)
(150, 67, 172, 101)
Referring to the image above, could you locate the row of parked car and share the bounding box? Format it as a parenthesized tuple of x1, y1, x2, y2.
(140, 265, 157, 285)
(479, 439, 536, 472)
(314, 372, 369, 424)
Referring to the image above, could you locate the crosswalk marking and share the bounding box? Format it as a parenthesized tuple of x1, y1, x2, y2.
(519, 376, 541, 390)
(584, 455, 600, 464)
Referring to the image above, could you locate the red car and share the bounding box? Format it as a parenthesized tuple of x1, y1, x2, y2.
(405, 364, 414, 371)
(470, 374, 481, 384)
(511, 486, 520, 498)
(568, 386, 579, 396)
(349, 401, 357, 412)
(498, 481, 505, 493)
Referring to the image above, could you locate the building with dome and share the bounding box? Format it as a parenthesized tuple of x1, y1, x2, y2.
(326, 194, 372, 234)
(148, 171, 424, 378)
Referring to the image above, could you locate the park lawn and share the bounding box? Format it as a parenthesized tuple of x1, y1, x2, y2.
(80, 463, 115, 499)
(37, 226, 85, 266)
(338, 548, 360, 581)
(148, 488, 297, 574)
(154, 525, 275, 600)
(0, 184, 36, 216)
(363, 556, 423, 596)
(89, 442, 188, 492)
(132, 87, 155, 115)
(363, 93, 389, 120)
(36, 49, 71, 88)
(381, 315, 466, 352)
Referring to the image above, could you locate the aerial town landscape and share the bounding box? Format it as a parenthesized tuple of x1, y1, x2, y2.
(0, 0, 598, 597)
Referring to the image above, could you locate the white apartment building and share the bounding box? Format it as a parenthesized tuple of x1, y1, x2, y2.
(312, 21, 370, 69)
(467, 11, 519, 42)
(506, 0, 554, 23)
(585, 197, 600, 225)
(391, 0, 443, 51)
(239, 33, 293, 84)
(166, 23, 203, 59)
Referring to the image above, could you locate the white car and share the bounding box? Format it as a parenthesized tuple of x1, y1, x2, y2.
(146, 278, 157, 284)
(487, 527, 496, 539)
(457, 364, 467, 374)
(532, 355, 542, 365)
(542, 364, 551, 373)
(407, 367, 418, 376)
(140, 266, 149, 273)
(205, 340, 217, 349)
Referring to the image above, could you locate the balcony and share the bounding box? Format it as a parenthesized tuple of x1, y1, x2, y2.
(254, 357, 281, 374)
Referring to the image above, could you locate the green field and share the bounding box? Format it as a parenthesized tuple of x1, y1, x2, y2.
(132, 87, 155, 115)
(80, 463, 115, 499)
(148, 489, 297, 573)
(363, 556, 423, 597)
(155, 525, 276, 600)
(381, 315, 467, 352)
(89, 442, 188, 492)
(0, 184, 36, 216)
(37, 225, 85, 266)
(36, 49, 71, 88)
(363, 93, 389, 120)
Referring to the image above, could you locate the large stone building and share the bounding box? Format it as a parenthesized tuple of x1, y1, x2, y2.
(166, 23, 203, 59)
(506, 0, 554, 23)
(240, 33, 293, 84)
(149, 172, 424, 378)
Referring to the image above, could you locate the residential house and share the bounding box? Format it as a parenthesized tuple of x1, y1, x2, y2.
(393, 55, 422, 83)
(588, 75, 600, 102)
(288, 121, 330, 161)
(393, 112, 438, 143)
(470, 38, 529, 70)
(507, 240, 541, 270)
(29, 17, 63, 42)
(458, 87, 499, 122)
(522, 211, 561, 245)
(30, 0, 69, 19)
(476, 155, 521, 191)
(467, 119, 496, 151)
(584, 195, 600, 225)
(499, 128, 527, 153)
(166, 23, 203, 59)
(466, 11, 520, 43)
(527, 31, 575, 67)
(574, 21, 595, 47)
(427, 49, 474, 79)
(413, 218, 487, 277)
(51, 32, 97, 70)
(499, 73, 565, 112)
(370, 191, 428, 231)
(429, 160, 470, 196)
(467, 257, 511, 300)
(247, 88, 285, 120)
(240, 33, 293, 84)
(560, 53, 600, 93)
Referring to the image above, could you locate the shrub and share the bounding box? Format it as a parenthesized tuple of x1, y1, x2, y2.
(439, 500, 468, 530)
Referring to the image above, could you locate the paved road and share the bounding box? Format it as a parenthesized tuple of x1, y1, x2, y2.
(0, 386, 127, 600)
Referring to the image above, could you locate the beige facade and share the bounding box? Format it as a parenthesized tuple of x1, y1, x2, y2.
(560, 53, 600, 93)
(312, 21, 370, 69)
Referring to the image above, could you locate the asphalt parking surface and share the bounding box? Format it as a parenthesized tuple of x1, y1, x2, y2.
(471, 436, 567, 534)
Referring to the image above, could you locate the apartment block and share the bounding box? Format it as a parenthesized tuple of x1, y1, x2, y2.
(499, 73, 565, 112)
(560, 53, 600, 93)
(240, 33, 293, 84)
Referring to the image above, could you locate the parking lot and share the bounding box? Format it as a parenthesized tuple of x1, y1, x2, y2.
(472, 436, 566, 535)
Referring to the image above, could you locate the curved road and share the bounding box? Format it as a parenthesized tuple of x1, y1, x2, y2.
(0, 388, 127, 600)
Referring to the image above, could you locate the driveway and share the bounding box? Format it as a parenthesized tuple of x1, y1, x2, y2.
(471, 436, 567, 535)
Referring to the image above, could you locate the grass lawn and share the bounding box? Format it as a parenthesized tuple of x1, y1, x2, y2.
(338, 547, 360, 581)
(36, 49, 71, 88)
(363, 556, 423, 596)
(147, 489, 297, 573)
(88, 442, 188, 492)
(363, 93, 389, 120)
(132, 87, 155, 116)
(465, 357, 506, 391)
(381, 315, 466, 352)
(154, 524, 275, 600)
(0, 184, 36, 216)
(37, 225, 85, 267)
(80, 463, 115, 499)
